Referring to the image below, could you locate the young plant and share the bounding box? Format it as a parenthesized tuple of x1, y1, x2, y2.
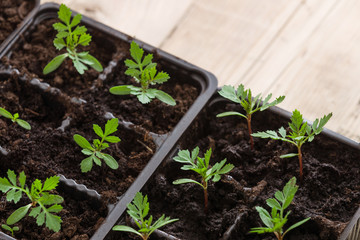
(0, 170, 64, 232)
(217, 85, 285, 150)
(172, 147, 234, 212)
(112, 192, 178, 240)
(109, 41, 176, 106)
(252, 109, 332, 180)
(73, 118, 121, 172)
(0, 107, 31, 130)
(43, 4, 103, 75)
(249, 177, 310, 240)
(1, 224, 19, 236)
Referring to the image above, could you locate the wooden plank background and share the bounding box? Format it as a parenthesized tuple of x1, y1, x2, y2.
(41, 0, 360, 143)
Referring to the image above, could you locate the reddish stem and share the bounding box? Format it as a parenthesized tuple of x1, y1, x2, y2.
(202, 179, 208, 213)
(298, 146, 303, 182)
(247, 114, 254, 150)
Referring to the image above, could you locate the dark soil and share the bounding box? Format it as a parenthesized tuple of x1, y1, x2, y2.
(0, 174, 108, 240)
(1, 15, 200, 134)
(114, 98, 360, 240)
(0, 0, 35, 44)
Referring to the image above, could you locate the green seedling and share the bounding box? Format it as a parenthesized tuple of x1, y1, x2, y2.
(252, 109, 332, 180)
(109, 41, 176, 106)
(1, 224, 19, 236)
(249, 177, 310, 240)
(112, 192, 178, 240)
(172, 147, 234, 212)
(73, 118, 121, 172)
(217, 85, 285, 150)
(43, 4, 103, 75)
(0, 170, 63, 232)
(0, 107, 31, 130)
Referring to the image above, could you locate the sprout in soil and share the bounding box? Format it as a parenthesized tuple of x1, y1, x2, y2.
(1, 224, 19, 237)
(217, 84, 284, 150)
(73, 118, 121, 172)
(252, 109, 332, 180)
(0, 107, 31, 130)
(112, 192, 178, 240)
(249, 177, 310, 240)
(0, 170, 64, 232)
(172, 147, 234, 213)
(43, 3, 103, 75)
(109, 41, 176, 106)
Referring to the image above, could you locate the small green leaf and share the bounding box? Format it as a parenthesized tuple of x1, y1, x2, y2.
(284, 217, 311, 236)
(266, 198, 282, 210)
(43, 53, 68, 75)
(138, 92, 152, 104)
(7, 170, 17, 186)
(80, 53, 103, 72)
(73, 59, 88, 74)
(73, 134, 93, 150)
(0, 107, 13, 119)
(58, 4, 72, 25)
(80, 156, 94, 172)
(42, 176, 60, 191)
(216, 111, 247, 119)
(104, 136, 121, 143)
(102, 153, 119, 170)
(280, 153, 298, 158)
(173, 178, 203, 188)
(52, 22, 67, 31)
(129, 41, 144, 64)
(7, 204, 32, 225)
(45, 212, 62, 232)
(93, 124, 104, 138)
(112, 225, 143, 237)
(104, 118, 119, 136)
(109, 85, 133, 95)
(81, 149, 93, 155)
(218, 85, 241, 103)
(70, 13, 82, 27)
(15, 119, 31, 130)
(154, 90, 176, 106)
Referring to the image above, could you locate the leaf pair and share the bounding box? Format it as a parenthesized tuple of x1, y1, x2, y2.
(0, 170, 63, 232)
(112, 192, 178, 239)
(0, 107, 31, 130)
(73, 118, 121, 172)
(249, 177, 310, 240)
(172, 147, 234, 190)
(109, 41, 176, 106)
(43, 4, 103, 75)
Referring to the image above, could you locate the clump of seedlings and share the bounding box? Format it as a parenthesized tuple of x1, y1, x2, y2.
(43, 3, 103, 75)
(73, 118, 121, 172)
(217, 84, 284, 150)
(252, 109, 332, 180)
(0, 107, 31, 130)
(172, 147, 234, 212)
(112, 192, 178, 240)
(0, 170, 64, 233)
(249, 177, 310, 240)
(1, 224, 19, 237)
(109, 41, 176, 106)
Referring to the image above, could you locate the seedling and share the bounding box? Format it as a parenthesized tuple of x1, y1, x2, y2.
(249, 177, 310, 240)
(43, 4, 103, 75)
(109, 41, 176, 106)
(217, 85, 284, 150)
(73, 118, 121, 172)
(1, 224, 19, 236)
(112, 192, 178, 240)
(0, 107, 31, 130)
(252, 109, 332, 180)
(0, 170, 64, 232)
(172, 147, 234, 212)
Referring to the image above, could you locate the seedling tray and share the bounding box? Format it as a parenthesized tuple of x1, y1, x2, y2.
(0, 2, 217, 239)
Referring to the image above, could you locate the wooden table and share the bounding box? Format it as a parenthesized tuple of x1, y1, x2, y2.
(42, 0, 360, 142)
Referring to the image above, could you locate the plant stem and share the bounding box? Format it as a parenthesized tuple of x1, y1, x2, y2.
(202, 179, 208, 213)
(247, 114, 254, 150)
(298, 146, 303, 182)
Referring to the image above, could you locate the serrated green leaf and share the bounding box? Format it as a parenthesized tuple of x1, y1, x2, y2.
(47, 204, 63, 213)
(73, 59, 88, 74)
(7, 170, 17, 186)
(129, 41, 144, 64)
(218, 85, 240, 103)
(32, 179, 42, 192)
(124, 59, 139, 68)
(36, 211, 45, 226)
(138, 92, 152, 104)
(7, 204, 31, 225)
(80, 156, 93, 172)
(19, 171, 26, 189)
(73, 25, 87, 35)
(53, 38, 66, 51)
(43, 53, 68, 75)
(104, 118, 119, 136)
(58, 4, 72, 25)
(42, 176, 60, 191)
(56, 31, 69, 39)
(53, 22, 67, 31)
(266, 198, 282, 210)
(6, 189, 19, 203)
(70, 13, 82, 27)
(152, 71, 169, 84)
(0, 177, 12, 193)
(73, 134, 93, 150)
(29, 206, 41, 218)
(93, 124, 104, 138)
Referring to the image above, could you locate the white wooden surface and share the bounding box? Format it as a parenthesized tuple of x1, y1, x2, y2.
(41, 0, 360, 142)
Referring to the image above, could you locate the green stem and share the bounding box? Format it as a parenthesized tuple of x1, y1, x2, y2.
(298, 146, 303, 182)
(202, 179, 208, 213)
